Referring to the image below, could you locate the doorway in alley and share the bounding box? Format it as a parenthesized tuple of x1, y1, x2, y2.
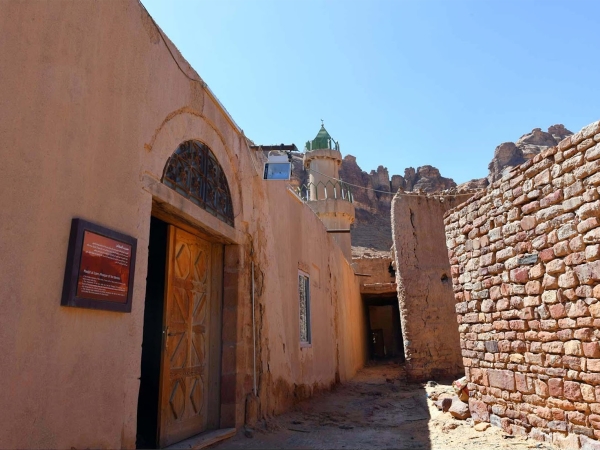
(136, 216, 224, 448)
(363, 295, 404, 361)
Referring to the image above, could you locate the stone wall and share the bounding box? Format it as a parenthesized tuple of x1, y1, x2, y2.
(392, 192, 472, 381)
(445, 119, 600, 448)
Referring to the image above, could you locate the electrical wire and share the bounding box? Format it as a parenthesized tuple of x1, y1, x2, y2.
(305, 167, 480, 198)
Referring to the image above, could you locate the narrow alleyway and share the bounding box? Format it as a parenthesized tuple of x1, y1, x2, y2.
(211, 362, 554, 450)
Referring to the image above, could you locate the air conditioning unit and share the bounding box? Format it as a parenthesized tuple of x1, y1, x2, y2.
(263, 153, 291, 180)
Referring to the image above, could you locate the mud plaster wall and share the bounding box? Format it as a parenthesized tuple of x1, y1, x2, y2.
(252, 183, 368, 418)
(352, 257, 396, 291)
(0, 2, 367, 448)
(444, 120, 600, 448)
(391, 193, 472, 381)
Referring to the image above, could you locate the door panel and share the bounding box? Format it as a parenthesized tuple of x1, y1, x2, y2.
(159, 226, 218, 447)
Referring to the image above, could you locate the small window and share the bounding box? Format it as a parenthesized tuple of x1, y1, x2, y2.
(298, 271, 311, 345)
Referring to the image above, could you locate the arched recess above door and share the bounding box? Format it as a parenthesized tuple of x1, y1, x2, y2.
(162, 140, 234, 226)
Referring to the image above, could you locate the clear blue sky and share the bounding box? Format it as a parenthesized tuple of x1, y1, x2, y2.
(141, 0, 600, 184)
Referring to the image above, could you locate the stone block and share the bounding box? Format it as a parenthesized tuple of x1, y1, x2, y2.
(549, 303, 567, 319)
(549, 378, 564, 397)
(586, 144, 600, 161)
(543, 274, 559, 289)
(515, 373, 534, 394)
(543, 290, 561, 304)
(580, 435, 600, 450)
(485, 340, 499, 353)
(584, 342, 600, 358)
(552, 432, 581, 449)
(575, 261, 600, 284)
(567, 300, 590, 318)
(589, 360, 600, 372)
(555, 241, 571, 256)
(579, 218, 600, 234)
(566, 252, 587, 266)
(581, 384, 596, 402)
(579, 201, 600, 220)
(488, 369, 515, 391)
(526, 280, 542, 295)
(585, 228, 600, 245)
(580, 373, 600, 386)
(558, 223, 578, 241)
(559, 271, 579, 288)
(468, 398, 489, 423)
(568, 410, 588, 425)
(547, 259, 566, 274)
(449, 397, 471, 420)
(564, 196, 585, 212)
(510, 267, 529, 283)
(564, 340, 583, 356)
(565, 381, 584, 401)
(549, 420, 569, 432)
(540, 247, 556, 262)
(563, 355, 585, 371)
(537, 204, 564, 221)
(587, 245, 600, 262)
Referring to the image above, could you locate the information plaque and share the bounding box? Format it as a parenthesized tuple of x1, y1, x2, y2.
(61, 218, 137, 312)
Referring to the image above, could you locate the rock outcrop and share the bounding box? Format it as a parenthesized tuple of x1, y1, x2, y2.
(402, 165, 456, 192)
(339, 158, 457, 254)
(290, 152, 458, 253)
(487, 124, 572, 183)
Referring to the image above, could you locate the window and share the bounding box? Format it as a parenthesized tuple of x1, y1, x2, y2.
(298, 271, 311, 344)
(162, 140, 234, 226)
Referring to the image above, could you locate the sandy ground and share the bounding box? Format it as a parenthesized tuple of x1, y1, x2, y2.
(211, 361, 555, 450)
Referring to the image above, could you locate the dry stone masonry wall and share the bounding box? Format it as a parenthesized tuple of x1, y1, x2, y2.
(444, 120, 600, 449)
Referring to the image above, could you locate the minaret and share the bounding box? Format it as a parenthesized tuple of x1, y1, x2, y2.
(303, 122, 355, 260)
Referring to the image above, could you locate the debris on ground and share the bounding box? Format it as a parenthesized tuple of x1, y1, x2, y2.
(448, 396, 471, 420)
(434, 396, 452, 412)
(212, 363, 545, 449)
(452, 376, 469, 402)
(475, 422, 491, 432)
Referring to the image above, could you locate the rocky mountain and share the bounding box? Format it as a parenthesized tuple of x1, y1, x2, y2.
(488, 124, 573, 183)
(456, 124, 573, 191)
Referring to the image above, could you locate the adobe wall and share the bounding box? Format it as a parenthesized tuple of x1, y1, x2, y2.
(254, 183, 367, 417)
(445, 119, 600, 447)
(391, 193, 472, 381)
(352, 256, 396, 294)
(0, 2, 367, 448)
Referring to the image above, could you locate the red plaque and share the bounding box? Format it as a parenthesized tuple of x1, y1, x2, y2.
(61, 219, 137, 312)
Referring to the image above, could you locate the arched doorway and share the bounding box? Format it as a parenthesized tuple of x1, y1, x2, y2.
(137, 140, 234, 448)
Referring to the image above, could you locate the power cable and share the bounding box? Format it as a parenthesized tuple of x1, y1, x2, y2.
(305, 167, 479, 198)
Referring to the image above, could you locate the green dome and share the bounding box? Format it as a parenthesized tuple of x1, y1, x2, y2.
(305, 123, 339, 151)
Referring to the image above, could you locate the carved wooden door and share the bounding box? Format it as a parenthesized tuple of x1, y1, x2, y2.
(158, 226, 214, 447)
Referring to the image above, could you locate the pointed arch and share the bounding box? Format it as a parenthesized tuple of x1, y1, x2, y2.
(162, 140, 234, 226)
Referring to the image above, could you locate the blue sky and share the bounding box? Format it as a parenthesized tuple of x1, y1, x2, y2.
(141, 0, 600, 184)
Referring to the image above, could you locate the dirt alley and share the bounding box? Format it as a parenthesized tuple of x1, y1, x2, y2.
(211, 361, 555, 450)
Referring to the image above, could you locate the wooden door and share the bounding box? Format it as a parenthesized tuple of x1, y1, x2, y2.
(158, 226, 222, 447)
